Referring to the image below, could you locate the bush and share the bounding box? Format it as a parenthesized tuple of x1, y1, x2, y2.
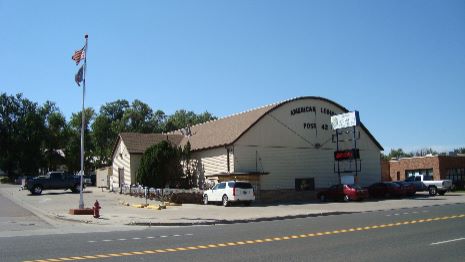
(0, 177, 11, 184)
(170, 192, 203, 204)
(136, 141, 183, 188)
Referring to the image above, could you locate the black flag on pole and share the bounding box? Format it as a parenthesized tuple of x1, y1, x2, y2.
(75, 65, 84, 86)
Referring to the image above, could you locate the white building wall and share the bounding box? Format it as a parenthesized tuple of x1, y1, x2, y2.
(192, 147, 232, 178)
(111, 141, 131, 189)
(234, 98, 381, 190)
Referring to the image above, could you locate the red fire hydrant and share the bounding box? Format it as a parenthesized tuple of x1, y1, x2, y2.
(93, 200, 101, 218)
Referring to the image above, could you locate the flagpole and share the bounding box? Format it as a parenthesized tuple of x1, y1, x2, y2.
(79, 34, 88, 209)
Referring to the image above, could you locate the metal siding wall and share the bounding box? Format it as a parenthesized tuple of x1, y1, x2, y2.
(192, 147, 228, 177)
(234, 98, 381, 190)
(111, 141, 131, 188)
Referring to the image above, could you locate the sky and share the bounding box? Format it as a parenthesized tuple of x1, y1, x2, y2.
(1, 0, 464, 153)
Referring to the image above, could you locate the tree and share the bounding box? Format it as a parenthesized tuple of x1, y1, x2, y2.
(181, 141, 198, 188)
(384, 148, 413, 160)
(123, 100, 156, 133)
(0, 93, 46, 177)
(454, 148, 465, 154)
(136, 141, 183, 188)
(64, 108, 95, 172)
(91, 115, 113, 167)
(164, 109, 216, 132)
(41, 101, 67, 171)
(412, 148, 438, 157)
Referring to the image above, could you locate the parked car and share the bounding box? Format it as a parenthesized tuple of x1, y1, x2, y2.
(317, 184, 368, 202)
(24, 171, 84, 195)
(368, 182, 403, 198)
(83, 174, 96, 186)
(203, 181, 255, 206)
(393, 181, 416, 196)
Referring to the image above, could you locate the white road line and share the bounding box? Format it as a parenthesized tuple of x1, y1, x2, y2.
(89, 233, 193, 243)
(431, 237, 465, 246)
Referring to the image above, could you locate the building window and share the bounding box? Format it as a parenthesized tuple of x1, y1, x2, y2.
(447, 168, 465, 189)
(396, 172, 400, 181)
(405, 169, 434, 178)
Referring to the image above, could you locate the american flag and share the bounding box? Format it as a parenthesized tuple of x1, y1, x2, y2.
(72, 46, 86, 65)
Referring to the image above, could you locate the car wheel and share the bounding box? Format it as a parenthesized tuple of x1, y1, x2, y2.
(438, 191, 445, 196)
(72, 184, 81, 193)
(428, 186, 437, 196)
(32, 185, 42, 195)
(343, 195, 350, 202)
(319, 194, 326, 202)
(203, 195, 209, 205)
(222, 195, 229, 207)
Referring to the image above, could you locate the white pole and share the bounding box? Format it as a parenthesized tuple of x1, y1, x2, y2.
(79, 34, 88, 209)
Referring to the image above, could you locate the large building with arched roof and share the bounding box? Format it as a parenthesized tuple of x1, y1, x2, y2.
(111, 96, 383, 201)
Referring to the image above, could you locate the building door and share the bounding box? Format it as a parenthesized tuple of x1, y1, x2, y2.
(118, 168, 124, 194)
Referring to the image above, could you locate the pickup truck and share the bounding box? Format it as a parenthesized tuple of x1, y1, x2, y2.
(25, 171, 84, 195)
(404, 174, 452, 196)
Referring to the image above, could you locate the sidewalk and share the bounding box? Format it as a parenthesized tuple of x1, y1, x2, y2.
(2, 184, 465, 227)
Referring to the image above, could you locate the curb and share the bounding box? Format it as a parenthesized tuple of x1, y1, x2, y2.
(126, 211, 356, 226)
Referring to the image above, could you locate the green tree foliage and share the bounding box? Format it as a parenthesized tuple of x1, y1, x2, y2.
(412, 148, 438, 156)
(181, 141, 199, 188)
(64, 108, 95, 171)
(136, 141, 183, 188)
(41, 101, 67, 171)
(1, 93, 216, 176)
(164, 109, 216, 132)
(454, 148, 465, 154)
(383, 148, 413, 160)
(0, 93, 46, 177)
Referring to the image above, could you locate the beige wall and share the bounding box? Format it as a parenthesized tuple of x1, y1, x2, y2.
(111, 140, 132, 189)
(192, 147, 232, 179)
(234, 98, 381, 189)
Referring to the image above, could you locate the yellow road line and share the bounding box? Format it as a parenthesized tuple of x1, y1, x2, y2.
(25, 213, 465, 262)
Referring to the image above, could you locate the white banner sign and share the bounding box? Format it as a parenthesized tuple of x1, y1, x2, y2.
(331, 111, 360, 130)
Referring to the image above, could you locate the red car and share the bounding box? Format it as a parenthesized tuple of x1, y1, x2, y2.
(393, 181, 416, 196)
(317, 184, 368, 202)
(368, 182, 404, 198)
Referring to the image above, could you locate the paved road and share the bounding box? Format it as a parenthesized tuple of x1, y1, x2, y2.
(3, 203, 465, 262)
(0, 191, 52, 235)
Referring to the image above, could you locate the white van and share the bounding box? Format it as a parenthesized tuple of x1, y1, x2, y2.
(203, 181, 255, 207)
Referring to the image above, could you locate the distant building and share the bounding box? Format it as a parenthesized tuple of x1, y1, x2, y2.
(384, 155, 465, 189)
(111, 96, 384, 200)
(111, 133, 183, 190)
